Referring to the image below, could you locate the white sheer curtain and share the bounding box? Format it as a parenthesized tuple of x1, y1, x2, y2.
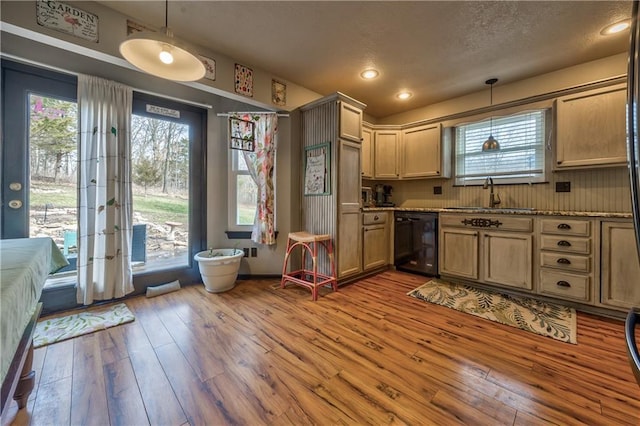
(236, 113, 278, 245)
(77, 75, 134, 304)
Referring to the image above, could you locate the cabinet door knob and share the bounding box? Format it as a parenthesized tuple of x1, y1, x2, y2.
(557, 223, 572, 230)
(556, 280, 571, 288)
(557, 240, 572, 247)
(557, 258, 571, 265)
(374, 215, 379, 220)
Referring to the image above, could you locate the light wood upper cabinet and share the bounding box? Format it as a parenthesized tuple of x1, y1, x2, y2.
(555, 84, 627, 169)
(373, 129, 400, 179)
(361, 126, 373, 179)
(339, 102, 363, 143)
(600, 221, 640, 310)
(400, 123, 450, 179)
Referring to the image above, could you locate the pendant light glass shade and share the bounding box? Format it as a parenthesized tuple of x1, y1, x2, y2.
(119, 1, 205, 82)
(482, 78, 500, 152)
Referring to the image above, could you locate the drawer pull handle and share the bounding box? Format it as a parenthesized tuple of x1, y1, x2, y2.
(557, 240, 572, 247)
(557, 258, 571, 265)
(556, 280, 571, 288)
(557, 223, 572, 230)
(374, 215, 379, 220)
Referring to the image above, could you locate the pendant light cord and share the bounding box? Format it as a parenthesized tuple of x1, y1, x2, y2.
(165, 0, 169, 28)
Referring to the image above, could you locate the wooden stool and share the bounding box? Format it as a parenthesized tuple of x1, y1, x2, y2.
(281, 231, 337, 301)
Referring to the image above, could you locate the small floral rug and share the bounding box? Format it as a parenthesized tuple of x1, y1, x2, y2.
(407, 279, 577, 344)
(34, 303, 134, 348)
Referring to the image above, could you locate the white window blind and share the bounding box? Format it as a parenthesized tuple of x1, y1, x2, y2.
(455, 110, 547, 185)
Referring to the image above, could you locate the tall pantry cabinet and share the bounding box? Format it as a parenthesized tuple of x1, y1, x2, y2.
(300, 93, 366, 281)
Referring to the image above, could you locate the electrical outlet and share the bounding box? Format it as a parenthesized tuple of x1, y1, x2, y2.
(251, 247, 257, 257)
(243, 248, 250, 257)
(433, 186, 442, 195)
(556, 181, 571, 193)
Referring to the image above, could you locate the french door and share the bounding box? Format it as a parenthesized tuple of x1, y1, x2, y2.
(1, 60, 206, 311)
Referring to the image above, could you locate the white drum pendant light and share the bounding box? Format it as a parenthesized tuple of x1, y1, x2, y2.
(482, 78, 501, 152)
(119, 0, 205, 82)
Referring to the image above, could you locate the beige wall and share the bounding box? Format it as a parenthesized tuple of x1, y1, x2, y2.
(0, 1, 634, 276)
(368, 53, 631, 213)
(0, 0, 310, 275)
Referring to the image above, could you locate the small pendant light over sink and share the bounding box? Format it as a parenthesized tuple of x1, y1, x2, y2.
(482, 78, 500, 152)
(119, 0, 205, 82)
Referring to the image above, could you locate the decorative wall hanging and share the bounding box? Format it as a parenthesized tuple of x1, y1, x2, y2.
(36, 0, 99, 42)
(304, 142, 330, 196)
(126, 19, 154, 36)
(272, 79, 286, 106)
(200, 56, 216, 80)
(229, 117, 255, 151)
(234, 64, 254, 97)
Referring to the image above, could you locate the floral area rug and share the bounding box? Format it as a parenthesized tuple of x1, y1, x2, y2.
(407, 279, 577, 344)
(34, 303, 134, 348)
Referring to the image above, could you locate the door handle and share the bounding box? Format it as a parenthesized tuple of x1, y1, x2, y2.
(557, 223, 571, 230)
(556, 280, 571, 288)
(556, 258, 571, 265)
(557, 240, 571, 247)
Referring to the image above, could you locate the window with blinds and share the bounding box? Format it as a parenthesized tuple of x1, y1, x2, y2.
(454, 110, 547, 185)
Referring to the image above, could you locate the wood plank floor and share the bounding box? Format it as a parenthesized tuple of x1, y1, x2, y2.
(3, 270, 639, 425)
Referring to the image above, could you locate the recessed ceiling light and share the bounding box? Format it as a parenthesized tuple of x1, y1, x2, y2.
(601, 19, 631, 35)
(396, 91, 412, 100)
(361, 69, 379, 79)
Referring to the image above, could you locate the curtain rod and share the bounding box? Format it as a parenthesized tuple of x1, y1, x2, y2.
(2, 53, 214, 110)
(217, 112, 289, 117)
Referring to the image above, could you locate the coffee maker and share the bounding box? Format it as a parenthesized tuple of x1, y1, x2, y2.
(374, 184, 394, 207)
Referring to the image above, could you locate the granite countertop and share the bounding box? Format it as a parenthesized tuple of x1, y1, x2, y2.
(362, 206, 633, 219)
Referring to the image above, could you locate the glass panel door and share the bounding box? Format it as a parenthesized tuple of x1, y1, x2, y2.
(130, 114, 190, 271)
(28, 94, 79, 275)
(2, 61, 207, 311)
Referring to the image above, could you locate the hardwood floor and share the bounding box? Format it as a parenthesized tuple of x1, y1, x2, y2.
(3, 270, 639, 425)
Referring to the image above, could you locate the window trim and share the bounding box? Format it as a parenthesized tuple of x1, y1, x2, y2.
(227, 149, 255, 232)
(453, 108, 551, 186)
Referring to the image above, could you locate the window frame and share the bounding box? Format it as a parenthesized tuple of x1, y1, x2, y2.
(227, 148, 257, 232)
(453, 108, 551, 186)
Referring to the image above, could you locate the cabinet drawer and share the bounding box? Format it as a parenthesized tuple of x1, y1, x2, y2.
(440, 214, 532, 232)
(540, 219, 590, 236)
(540, 235, 591, 254)
(363, 212, 387, 225)
(539, 270, 590, 301)
(539, 252, 590, 273)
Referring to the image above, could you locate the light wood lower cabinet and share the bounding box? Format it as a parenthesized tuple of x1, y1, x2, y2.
(337, 140, 362, 278)
(483, 231, 533, 290)
(600, 221, 640, 310)
(439, 214, 533, 290)
(362, 212, 388, 271)
(537, 217, 593, 303)
(439, 227, 479, 280)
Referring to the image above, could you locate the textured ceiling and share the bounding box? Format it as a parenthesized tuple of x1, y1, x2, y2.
(99, 1, 633, 118)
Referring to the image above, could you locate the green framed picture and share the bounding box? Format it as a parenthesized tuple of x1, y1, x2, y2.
(304, 142, 330, 196)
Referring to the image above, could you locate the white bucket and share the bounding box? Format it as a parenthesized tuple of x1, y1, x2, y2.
(194, 249, 244, 293)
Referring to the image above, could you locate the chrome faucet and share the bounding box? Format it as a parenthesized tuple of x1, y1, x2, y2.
(483, 177, 501, 208)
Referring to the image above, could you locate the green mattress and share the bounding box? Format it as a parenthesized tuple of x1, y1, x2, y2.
(0, 238, 68, 385)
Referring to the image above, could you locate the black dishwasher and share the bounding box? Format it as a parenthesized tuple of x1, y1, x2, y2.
(394, 212, 438, 276)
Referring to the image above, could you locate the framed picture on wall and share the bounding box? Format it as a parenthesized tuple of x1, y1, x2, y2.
(304, 142, 331, 196)
(234, 63, 253, 97)
(272, 79, 286, 106)
(199, 55, 216, 81)
(229, 117, 255, 152)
